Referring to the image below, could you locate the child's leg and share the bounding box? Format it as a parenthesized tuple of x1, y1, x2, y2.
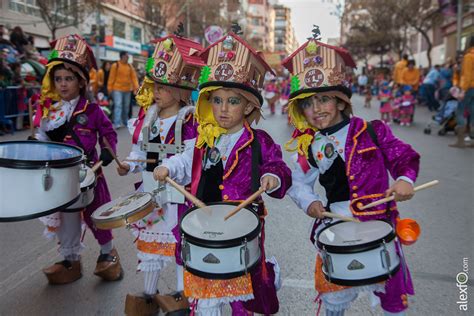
(321, 291, 357, 316)
(176, 264, 184, 292)
(196, 299, 223, 316)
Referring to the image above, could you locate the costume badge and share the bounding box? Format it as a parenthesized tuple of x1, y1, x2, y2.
(151, 125, 158, 135)
(208, 147, 221, 164)
(76, 114, 88, 125)
(324, 143, 335, 159)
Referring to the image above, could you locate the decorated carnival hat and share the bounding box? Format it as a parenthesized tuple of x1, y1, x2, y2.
(282, 26, 356, 157)
(195, 23, 274, 148)
(136, 24, 205, 111)
(48, 34, 97, 81)
(34, 34, 96, 127)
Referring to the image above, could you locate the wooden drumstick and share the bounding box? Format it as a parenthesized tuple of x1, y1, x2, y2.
(165, 177, 207, 209)
(102, 137, 121, 166)
(359, 180, 439, 210)
(224, 187, 266, 221)
(124, 158, 157, 163)
(322, 211, 360, 223)
(91, 160, 103, 173)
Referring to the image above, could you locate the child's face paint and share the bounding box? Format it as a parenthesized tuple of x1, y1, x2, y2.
(299, 94, 345, 129)
(210, 89, 253, 133)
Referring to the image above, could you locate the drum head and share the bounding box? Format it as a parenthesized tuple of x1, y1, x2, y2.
(0, 141, 83, 169)
(317, 220, 395, 253)
(92, 192, 154, 229)
(181, 203, 260, 247)
(80, 167, 96, 191)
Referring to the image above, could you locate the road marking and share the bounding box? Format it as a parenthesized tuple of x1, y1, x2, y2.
(0, 246, 58, 296)
(282, 278, 314, 289)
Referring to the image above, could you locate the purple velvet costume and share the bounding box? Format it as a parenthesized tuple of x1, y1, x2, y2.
(310, 117, 420, 313)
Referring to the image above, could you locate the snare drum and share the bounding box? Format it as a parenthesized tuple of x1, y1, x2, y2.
(0, 141, 83, 222)
(65, 166, 96, 211)
(317, 220, 400, 286)
(91, 192, 156, 229)
(180, 203, 261, 279)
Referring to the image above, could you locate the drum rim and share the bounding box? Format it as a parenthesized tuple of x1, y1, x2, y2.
(0, 193, 81, 222)
(80, 174, 97, 192)
(91, 192, 155, 225)
(322, 261, 401, 286)
(316, 220, 396, 254)
(0, 141, 84, 169)
(180, 202, 261, 248)
(184, 255, 261, 280)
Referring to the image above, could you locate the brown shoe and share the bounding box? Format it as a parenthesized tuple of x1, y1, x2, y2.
(154, 291, 190, 313)
(43, 260, 82, 285)
(93, 248, 123, 281)
(124, 293, 160, 316)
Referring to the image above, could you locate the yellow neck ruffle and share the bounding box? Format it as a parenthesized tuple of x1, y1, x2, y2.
(284, 92, 318, 158)
(195, 85, 228, 149)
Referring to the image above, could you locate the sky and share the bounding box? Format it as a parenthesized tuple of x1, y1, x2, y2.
(278, 0, 342, 45)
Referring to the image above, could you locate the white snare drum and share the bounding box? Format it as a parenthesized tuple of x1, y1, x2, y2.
(0, 141, 83, 221)
(317, 220, 400, 286)
(91, 192, 156, 230)
(180, 203, 261, 279)
(65, 166, 96, 211)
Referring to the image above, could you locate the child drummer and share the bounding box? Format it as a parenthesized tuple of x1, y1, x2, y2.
(283, 30, 420, 316)
(116, 33, 202, 315)
(153, 29, 292, 315)
(34, 35, 122, 284)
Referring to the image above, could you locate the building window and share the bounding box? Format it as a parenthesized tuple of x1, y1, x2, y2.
(113, 19, 126, 38)
(9, 0, 41, 16)
(131, 26, 142, 42)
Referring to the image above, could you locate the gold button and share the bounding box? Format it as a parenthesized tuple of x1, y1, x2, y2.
(352, 185, 358, 190)
(352, 193, 358, 198)
(161, 136, 165, 141)
(222, 156, 227, 161)
(349, 175, 355, 180)
(223, 194, 229, 200)
(219, 185, 224, 190)
(356, 202, 363, 208)
(159, 128, 163, 132)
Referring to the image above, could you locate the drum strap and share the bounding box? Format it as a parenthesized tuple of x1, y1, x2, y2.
(251, 129, 262, 193)
(366, 121, 379, 147)
(66, 115, 89, 159)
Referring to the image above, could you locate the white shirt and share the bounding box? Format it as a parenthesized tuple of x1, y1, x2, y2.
(288, 122, 413, 217)
(35, 96, 80, 141)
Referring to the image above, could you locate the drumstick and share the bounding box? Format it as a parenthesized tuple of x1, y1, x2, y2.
(165, 176, 207, 209)
(224, 187, 266, 221)
(124, 158, 157, 163)
(322, 211, 360, 223)
(359, 180, 439, 210)
(102, 137, 121, 166)
(91, 160, 103, 173)
(28, 98, 35, 138)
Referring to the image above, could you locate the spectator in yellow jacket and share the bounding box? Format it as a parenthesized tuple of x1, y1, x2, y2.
(393, 54, 408, 84)
(401, 60, 420, 92)
(451, 37, 474, 148)
(89, 68, 99, 96)
(107, 51, 139, 129)
(97, 61, 111, 96)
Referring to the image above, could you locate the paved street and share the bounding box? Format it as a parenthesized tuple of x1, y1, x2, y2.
(0, 95, 472, 315)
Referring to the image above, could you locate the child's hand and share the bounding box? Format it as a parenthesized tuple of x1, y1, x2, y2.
(153, 166, 169, 181)
(307, 201, 325, 219)
(117, 162, 130, 176)
(385, 180, 414, 201)
(261, 175, 279, 192)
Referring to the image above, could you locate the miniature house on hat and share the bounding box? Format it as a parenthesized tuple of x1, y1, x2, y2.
(48, 34, 97, 80)
(198, 31, 274, 104)
(146, 34, 205, 90)
(282, 27, 356, 99)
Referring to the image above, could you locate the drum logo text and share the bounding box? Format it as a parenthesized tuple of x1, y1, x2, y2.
(203, 231, 223, 239)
